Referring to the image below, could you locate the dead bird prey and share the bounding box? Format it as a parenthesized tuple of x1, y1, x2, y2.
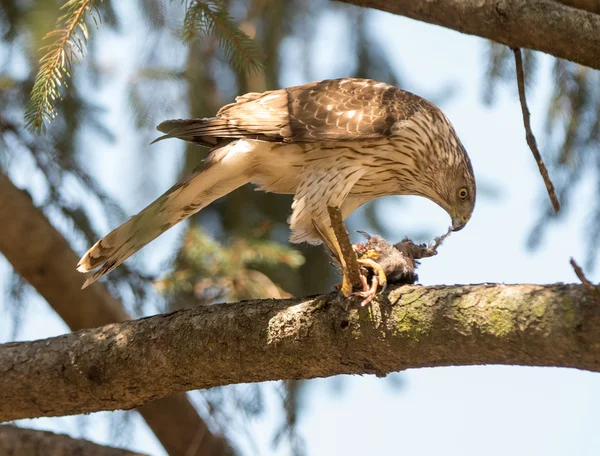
(77, 78, 475, 289)
(352, 227, 452, 305)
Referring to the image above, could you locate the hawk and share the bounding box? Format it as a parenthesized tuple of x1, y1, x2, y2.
(78, 78, 476, 289)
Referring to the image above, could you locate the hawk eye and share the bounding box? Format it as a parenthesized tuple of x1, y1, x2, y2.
(457, 187, 468, 200)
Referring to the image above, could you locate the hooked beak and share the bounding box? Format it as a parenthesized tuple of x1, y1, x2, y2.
(452, 216, 468, 232)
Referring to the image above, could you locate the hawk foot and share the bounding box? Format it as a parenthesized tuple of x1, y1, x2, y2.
(350, 256, 388, 306)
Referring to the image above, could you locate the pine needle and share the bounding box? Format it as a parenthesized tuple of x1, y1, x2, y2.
(26, 1, 262, 133)
(182, 0, 263, 73)
(25, 0, 102, 134)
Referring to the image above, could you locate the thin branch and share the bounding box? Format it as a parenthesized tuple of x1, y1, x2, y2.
(513, 47, 560, 213)
(0, 425, 146, 456)
(1, 282, 599, 422)
(335, 0, 600, 71)
(570, 257, 600, 300)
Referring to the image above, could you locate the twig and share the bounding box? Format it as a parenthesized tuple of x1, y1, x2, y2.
(512, 48, 560, 214)
(327, 206, 362, 293)
(570, 257, 600, 300)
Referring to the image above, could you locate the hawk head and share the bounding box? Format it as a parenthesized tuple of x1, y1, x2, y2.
(441, 141, 476, 232)
(393, 106, 476, 232)
(425, 140, 476, 232)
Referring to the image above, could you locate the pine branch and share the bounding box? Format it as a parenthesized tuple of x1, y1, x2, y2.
(182, 0, 263, 73)
(156, 228, 302, 307)
(25, 0, 102, 134)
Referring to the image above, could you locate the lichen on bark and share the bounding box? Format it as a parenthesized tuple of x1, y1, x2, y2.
(1, 283, 598, 422)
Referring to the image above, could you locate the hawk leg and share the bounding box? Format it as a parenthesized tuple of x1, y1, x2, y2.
(319, 206, 363, 296)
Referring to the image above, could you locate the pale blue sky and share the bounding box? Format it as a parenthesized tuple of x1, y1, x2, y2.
(2, 5, 599, 456)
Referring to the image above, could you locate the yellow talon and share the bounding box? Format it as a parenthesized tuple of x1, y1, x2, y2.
(358, 258, 387, 289)
(349, 257, 388, 305)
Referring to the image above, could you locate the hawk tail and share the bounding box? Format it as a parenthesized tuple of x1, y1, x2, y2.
(77, 143, 251, 288)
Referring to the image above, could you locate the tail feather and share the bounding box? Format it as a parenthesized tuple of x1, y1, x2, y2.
(78, 143, 252, 288)
(151, 116, 281, 146)
(151, 118, 231, 146)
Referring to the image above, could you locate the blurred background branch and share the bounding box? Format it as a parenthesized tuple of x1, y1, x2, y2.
(0, 425, 146, 456)
(0, 170, 232, 455)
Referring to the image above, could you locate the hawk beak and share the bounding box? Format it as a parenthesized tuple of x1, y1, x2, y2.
(452, 216, 467, 232)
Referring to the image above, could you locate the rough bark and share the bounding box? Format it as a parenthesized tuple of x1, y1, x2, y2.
(557, 0, 600, 14)
(336, 0, 600, 70)
(0, 425, 145, 456)
(1, 282, 598, 422)
(0, 171, 230, 455)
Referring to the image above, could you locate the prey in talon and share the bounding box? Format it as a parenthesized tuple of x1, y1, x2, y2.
(351, 227, 453, 306)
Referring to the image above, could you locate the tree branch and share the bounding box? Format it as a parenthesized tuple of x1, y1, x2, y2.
(0, 425, 146, 456)
(0, 171, 230, 456)
(335, 0, 600, 70)
(1, 282, 598, 422)
(557, 0, 600, 14)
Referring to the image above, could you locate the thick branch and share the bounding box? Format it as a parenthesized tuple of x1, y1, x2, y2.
(0, 171, 229, 456)
(336, 0, 600, 70)
(0, 425, 145, 456)
(1, 283, 598, 422)
(557, 0, 600, 14)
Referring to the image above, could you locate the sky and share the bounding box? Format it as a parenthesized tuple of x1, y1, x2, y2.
(2, 4, 600, 456)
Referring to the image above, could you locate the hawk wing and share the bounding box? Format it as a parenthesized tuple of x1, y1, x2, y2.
(153, 78, 428, 145)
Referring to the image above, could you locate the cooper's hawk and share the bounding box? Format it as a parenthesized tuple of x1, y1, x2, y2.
(78, 78, 476, 289)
